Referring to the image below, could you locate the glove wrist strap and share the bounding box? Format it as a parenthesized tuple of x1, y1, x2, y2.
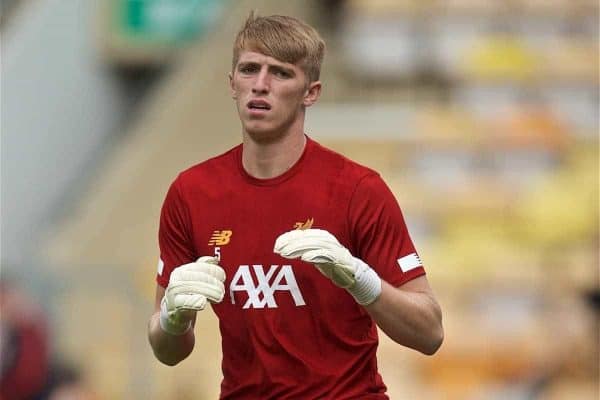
(348, 258, 382, 306)
(159, 297, 192, 336)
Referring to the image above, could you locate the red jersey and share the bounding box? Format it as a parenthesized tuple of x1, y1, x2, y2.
(157, 136, 425, 399)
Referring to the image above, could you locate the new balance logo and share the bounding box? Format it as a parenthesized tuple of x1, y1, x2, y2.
(294, 218, 314, 230)
(229, 265, 306, 309)
(208, 230, 232, 246)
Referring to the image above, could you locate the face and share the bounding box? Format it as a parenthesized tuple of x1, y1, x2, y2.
(229, 51, 321, 141)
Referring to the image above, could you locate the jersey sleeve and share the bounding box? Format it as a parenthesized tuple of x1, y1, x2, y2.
(348, 173, 425, 287)
(156, 177, 196, 288)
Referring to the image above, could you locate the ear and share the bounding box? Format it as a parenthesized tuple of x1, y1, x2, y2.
(303, 81, 322, 107)
(229, 72, 237, 99)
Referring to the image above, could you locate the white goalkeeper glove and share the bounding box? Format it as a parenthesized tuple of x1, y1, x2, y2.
(274, 229, 382, 306)
(160, 256, 226, 335)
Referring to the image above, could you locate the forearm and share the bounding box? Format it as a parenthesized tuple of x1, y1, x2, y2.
(148, 312, 195, 366)
(365, 280, 443, 355)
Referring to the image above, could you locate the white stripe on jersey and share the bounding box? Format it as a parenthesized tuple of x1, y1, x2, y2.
(157, 258, 165, 275)
(397, 253, 422, 272)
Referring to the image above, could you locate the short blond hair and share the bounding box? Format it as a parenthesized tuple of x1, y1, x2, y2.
(232, 12, 326, 82)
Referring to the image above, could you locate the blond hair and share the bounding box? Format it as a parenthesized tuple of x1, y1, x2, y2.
(232, 12, 326, 82)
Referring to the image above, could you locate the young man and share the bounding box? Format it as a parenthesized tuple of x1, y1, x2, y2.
(148, 13, 443, 399)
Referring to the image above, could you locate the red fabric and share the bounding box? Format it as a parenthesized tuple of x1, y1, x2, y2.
(0, 311, 49, 400)
(157, 137, 425, 399)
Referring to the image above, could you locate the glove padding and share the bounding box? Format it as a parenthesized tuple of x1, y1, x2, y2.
(274, 229, 381, 305)
(160, 256, 225, 335)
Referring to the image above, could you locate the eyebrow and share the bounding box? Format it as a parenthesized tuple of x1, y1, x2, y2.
(237, 61, 296, 76)
(237, 61, 259, 70)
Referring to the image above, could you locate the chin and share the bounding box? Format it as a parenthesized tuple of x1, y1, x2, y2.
(244, 122, 285, 143)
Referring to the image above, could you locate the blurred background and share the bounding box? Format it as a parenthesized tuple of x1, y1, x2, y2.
(1, 0, 598, 399)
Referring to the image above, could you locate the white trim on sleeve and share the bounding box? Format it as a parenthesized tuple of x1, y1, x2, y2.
(397, 253, 422, 273)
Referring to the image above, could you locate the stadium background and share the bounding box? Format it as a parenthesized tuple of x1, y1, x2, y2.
(1, 0, 598, 399)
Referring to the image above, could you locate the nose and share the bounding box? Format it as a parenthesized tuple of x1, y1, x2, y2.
(252, 67, 270, 94)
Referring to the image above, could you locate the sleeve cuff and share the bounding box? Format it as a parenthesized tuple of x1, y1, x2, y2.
(391, 266, 426, 288)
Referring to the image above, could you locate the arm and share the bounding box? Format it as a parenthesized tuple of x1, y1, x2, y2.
(274, 229, 443, 355)
(364, 276, 443, 355)
(347, 173, 443, 354)
(148, 256, 225, 366)
(148, 285, 196, 366)
(151, 181, 226, 365)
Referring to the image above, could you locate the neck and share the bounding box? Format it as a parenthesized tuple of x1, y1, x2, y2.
(242, 130, 307, 179)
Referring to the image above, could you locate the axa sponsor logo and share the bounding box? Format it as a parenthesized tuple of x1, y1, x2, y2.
(229, 264, 306, 309)
(208, 230, 232, 246)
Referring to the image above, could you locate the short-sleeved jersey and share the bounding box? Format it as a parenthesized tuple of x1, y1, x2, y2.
(157, 136, 426, 400)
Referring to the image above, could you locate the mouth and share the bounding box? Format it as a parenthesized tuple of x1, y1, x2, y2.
(247, 99, 272, 112)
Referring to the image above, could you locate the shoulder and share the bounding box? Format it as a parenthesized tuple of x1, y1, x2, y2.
(175, 144, 241, 187)
(308, 138, 380, 184)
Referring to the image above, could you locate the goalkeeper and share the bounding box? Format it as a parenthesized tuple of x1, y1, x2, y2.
(148, 12, 443, 400)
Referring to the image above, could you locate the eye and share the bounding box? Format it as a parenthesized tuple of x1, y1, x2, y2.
(273, 68, 292, 79)
(239, 64, 259, 74)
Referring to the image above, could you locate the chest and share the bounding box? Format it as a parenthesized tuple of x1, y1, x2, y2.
(189, 182, 350, 262)
(185, 182, 353, 312)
